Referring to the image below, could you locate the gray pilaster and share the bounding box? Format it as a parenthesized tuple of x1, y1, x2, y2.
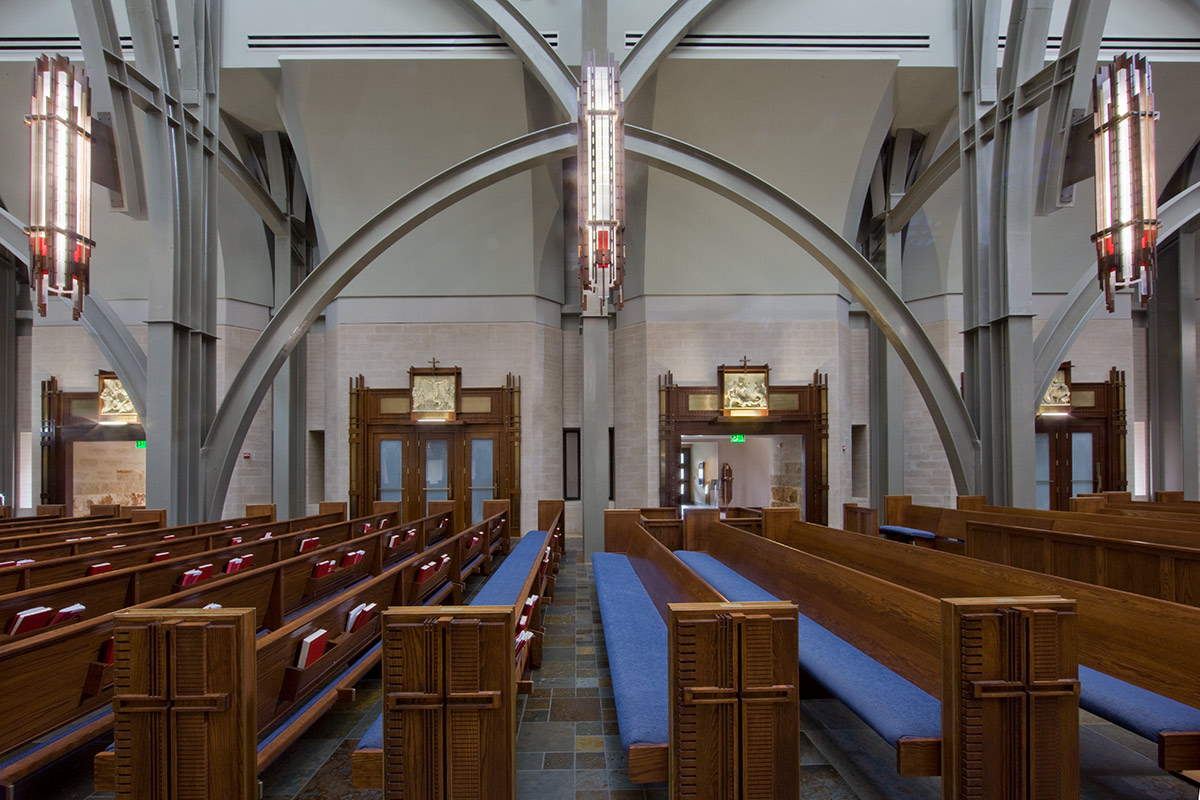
(1148, 230, 1199, 497)
(581, 315, 610, 556)
(0, 254, 18, 509)
(266, 133, 308, 518)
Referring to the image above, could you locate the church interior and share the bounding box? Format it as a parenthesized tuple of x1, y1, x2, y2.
(1, 0, 1200, 798)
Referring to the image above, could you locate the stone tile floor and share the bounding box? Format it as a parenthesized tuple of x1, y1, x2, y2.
(62, 533, 1200, 799)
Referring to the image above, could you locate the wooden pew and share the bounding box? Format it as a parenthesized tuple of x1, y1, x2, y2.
(348, 499, 565, 796)
(597, 510, 800, 798)
(960, 519, 1200, 607)
(679, 509, 1081, 799)
(0, 506, 505, 793)
(868, 495, 1200, 551)
(0, 508, 347, 594)
(89, 511, 503, 799)
(0, 513, 169, 552)
(0, 510, 403, 636)
(768, 517, 1200, 772)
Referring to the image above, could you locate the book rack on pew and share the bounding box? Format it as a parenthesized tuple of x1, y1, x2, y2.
(0, 503, 510, 798)
(348, 499, 564, 798)
(84, 501, 511, 800)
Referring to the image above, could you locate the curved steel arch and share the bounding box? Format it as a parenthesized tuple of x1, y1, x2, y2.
(621, 0, 727, 100)
(203, 123, 983, 517)
(624, 126, 980, 492)
(201, 123, 579, 517)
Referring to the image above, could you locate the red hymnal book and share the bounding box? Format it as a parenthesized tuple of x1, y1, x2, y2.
(99, 636, 115, 665)
(416, 559, 439, 583)
(346, 601, 378, 633)
(0, 562, 13, 569)
(229, 536, 243, 546)
(296, 629, 328, 668)
(311, 560, 336, 579)
(224, 557, 244, 574)
(261, 531, 274, 539)
(87, 563, 112, 576)
(110, 544, 126, 549)
(404, 528, 418, 542)
(162, 534, 175, 541)
(298, 537, 320, 553)
(223, 525, 234, 530)
(379, 518, 389, 528)
(7, 606, 54, 636)
(238, 553, 255, 569)
(179, 569, 201, 586)
(195, 564, 214, 581)
(13, 559, 34, 567)
(340, 550, 365, 568)
(240, 522, 250, 527)
(470, 534, 482, 548)
(51, 603, 85, 625)
(386, 534, 400, 549)
(150, 552, 170, 563)
(439, 518, 448, 528)
(363, 523, 372, 532)
(515, 629, 534, 657)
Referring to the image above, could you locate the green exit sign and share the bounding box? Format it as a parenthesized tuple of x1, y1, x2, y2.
(730, 434, 745, 443)
(135, 440, 147, 449)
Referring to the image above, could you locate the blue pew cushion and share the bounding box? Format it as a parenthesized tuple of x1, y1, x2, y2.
(591, 553, 669, 749)
(357, 713, 383, 750)
(879, 525, 937, 540)
(1080, 666, 1200, 742)
(674, 551, 780, 602)
(469, 530, 549, 607)
(674, 549, 941, 747)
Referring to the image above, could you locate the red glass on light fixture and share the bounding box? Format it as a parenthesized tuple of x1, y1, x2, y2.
(27, 54, 94, 320)
(1091, 53, 1158, 313)
(577, 50, 625, 316)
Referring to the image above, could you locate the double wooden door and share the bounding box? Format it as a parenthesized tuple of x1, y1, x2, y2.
(1035, 420, 1105, 510)
(372, 428, 502, 526)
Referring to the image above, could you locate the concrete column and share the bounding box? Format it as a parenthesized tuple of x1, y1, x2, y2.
(1148, 231, 1199, 497)
(0, 256, 18, 508)
(581, 316, 610, 556)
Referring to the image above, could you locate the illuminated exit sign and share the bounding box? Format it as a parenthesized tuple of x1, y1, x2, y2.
(730, 434, 745, 443)
(135, 440, 147, 449)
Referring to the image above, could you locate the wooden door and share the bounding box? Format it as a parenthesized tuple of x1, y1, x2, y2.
(1035, 421, 1103, 510)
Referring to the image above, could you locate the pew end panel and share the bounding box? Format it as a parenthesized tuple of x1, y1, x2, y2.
(103, 608, 258, 800)
(319, 502, 348, 520)
(246, 504, 277, 522)
(841, 503, 879, 537)
(940, 597, 1080, 800)
(376, 606, 517, 799)
(669, 601, 800, 799)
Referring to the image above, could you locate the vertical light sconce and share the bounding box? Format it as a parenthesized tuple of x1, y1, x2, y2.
(577, 50, 625, 316)
(27, 54, 94, 320)
(1092, 53, 1158, 313)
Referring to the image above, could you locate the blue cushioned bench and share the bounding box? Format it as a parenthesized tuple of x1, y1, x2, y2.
(674, 550, 941, 753)
(350, 514, 563, 792)
(592, 553, 670, 751)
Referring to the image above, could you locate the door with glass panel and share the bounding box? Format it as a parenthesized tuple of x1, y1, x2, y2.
(418, 434, 455, 515)
(376, 436, 407, 510)
(466, 435, 498, 525)
(1034, 423, 1099, 510)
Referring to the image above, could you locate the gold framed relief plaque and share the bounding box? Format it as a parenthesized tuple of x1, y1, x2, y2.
(719, 361, 770, 418)
(409, 362, 461, 422)
(98, 370, 138, 424)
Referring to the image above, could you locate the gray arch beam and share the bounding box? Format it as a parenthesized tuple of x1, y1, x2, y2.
(203, 122, 980, 517)
(457, 0, 578, 117)
(620, 0, 726, 99)
(625, 126, 980, 493)
(1, 208, 148, 419)
(1033, 180, 1200, 404)
(201, 123, 580, 518)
